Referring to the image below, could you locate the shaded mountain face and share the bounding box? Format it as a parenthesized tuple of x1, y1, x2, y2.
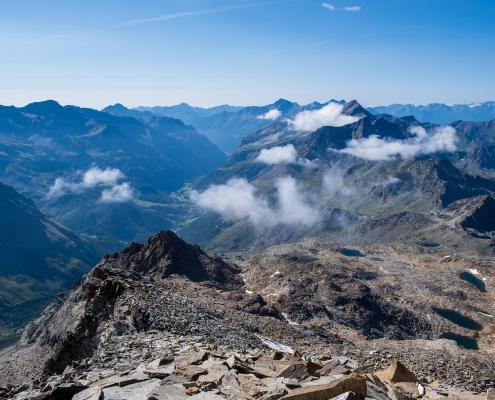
(0, 100, 226, 248)
(194, 99, 347, 153)
(133, 103, 244, 126)
(368, 102, 495, 124)
(183, 100, 495, 253)
(0, 182, 99, 309)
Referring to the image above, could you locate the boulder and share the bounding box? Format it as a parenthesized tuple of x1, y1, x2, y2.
(147, 383, 189, 400)
(227, 355, 270, 378)
(276, 361, 321, 381)
(260, 387, 289, 400)
(374, 361, 417, 385)
(374, 361, 417, 395)
(101, 378, 161, 400)
(329, 392, 356, 400)
(173, 365, 208, 381)
(279, 373, 367, 400)
(72, 387, 103, 400)
(238, 374, 270, 398)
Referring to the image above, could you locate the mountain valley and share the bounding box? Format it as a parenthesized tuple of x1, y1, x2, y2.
(1, 97, 495, 399)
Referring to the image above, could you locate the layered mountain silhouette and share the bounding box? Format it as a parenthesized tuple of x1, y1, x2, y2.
(133, 103, 244, 126)
(368, 101, 495, 124)
(0, 100, 226, 248)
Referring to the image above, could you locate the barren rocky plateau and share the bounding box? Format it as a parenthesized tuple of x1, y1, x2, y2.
(1, 194, 495, 400)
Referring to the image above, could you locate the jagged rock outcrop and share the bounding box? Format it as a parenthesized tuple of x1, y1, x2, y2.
(446, 195, 495, 236)
(11, 231, 243, 377)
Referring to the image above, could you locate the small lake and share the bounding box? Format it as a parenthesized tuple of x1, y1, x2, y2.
(433, 308, 483, 331)
(460, 272, 486, 292)
(309, 249, 319, 254)
(423, 243, 440, 248)
(440, 332, 478, 350)
(341, 248, 365, 257)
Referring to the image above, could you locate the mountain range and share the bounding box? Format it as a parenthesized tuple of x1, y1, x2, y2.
(0, 100, 226, 249)
(368, 101, 495, 124)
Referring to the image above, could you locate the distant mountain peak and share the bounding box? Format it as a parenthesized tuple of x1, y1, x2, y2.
(342, 100, 373, 118)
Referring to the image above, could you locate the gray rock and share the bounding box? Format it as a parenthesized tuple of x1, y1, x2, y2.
(260, 387, 288, 400)
(147, 383, 189, 400)
(73, 386, 103, 400)
(329, 391, 356, 400)
(102, 378, 161, 399)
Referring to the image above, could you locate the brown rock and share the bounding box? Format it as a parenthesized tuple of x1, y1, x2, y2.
(174, 364, 208, 381)
(279, 373, 367, 400)
(238, 374, 270, 398)
(159, 355, 175, 366)
(187, 387, 201, 396)
(226, 355, 269, 379)
(374, 361, 417, 385)
(276, 361, 320, 381)
(316, 362, 349, 377)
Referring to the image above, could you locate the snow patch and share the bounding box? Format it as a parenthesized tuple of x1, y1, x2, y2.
(245, 290, 254, 295)
(479, 312, 493, 317)
(282, 313, 299, 325)
(468, 268, 479, 275)
(266, 293, 279, 296)
(270, 271, 281, 278)
(255, 334, 293, 353)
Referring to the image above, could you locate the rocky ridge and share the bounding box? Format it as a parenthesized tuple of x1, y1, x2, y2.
(1, 231, 495, 399)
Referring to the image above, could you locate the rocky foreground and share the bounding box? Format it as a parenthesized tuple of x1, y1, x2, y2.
(0, 230, 494, 399)
(2, 331, 494, 400)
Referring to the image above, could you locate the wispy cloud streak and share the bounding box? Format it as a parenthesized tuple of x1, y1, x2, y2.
(116, 1, 293, 27)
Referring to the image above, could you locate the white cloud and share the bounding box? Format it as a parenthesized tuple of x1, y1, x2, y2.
(344, 6, 361, 11)
(191, 176, 319, 227)
(47, 167, 135, 203)
(340, 126, 458, 161)
(382, 176, 401, 186)
(322, 167, 355, 197)
(257, 109, 282, 120)
(322, 3, 335, 10)
(289, 102, 360, 131)
(255, 144, 297, 164)
(100, 182, 135, 203)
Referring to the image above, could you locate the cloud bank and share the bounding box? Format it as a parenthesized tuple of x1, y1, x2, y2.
(47, 167, 135, 203)
(191, 177, 319, 227)
(290, 102, 360, 131)
(100, 182, 134, 203)
(257, 109, 282, 120)
(340, 125, 458, 161)
(255, 144, 297, 164)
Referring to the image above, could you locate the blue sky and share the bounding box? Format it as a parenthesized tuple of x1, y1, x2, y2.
(0, 0, 494, 109)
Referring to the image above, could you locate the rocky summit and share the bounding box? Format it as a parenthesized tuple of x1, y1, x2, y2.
(0, 230, 494, 399)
